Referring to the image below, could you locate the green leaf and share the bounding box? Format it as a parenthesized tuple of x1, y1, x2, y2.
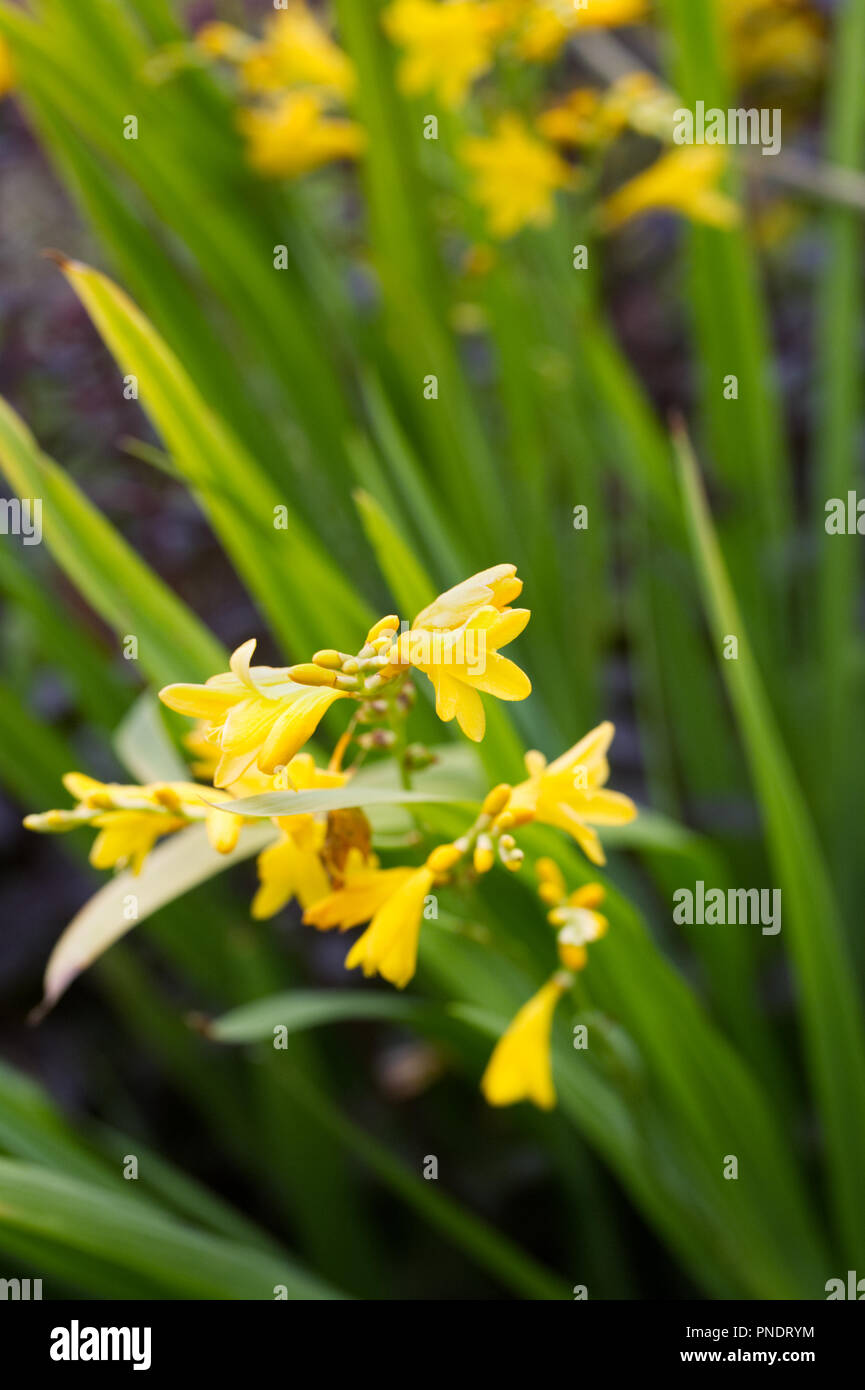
(221, 784, 477, 819)
(675, 425, 865, 1265)
(38, 823, 276, 1015)
(0, 396, 225, 686)
(0, 1160, 342, 1300)
(56, 257, 371, 658)
(209, 989, 456, 1045)
(114, 693, 189, 784)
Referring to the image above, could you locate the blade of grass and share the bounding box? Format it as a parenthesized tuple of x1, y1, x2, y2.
(676, 425, 865, 1265)
(56, 257, 371, 658)
(0, 396, 225, 685)
(0, 1159, 342, 1300)
(814, 0, 865, 866)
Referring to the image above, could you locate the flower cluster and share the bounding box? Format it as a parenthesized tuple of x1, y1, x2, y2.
(27, 566, 636, 1110)
(195, 1, 364, 177)
(173, 0, 824, 239)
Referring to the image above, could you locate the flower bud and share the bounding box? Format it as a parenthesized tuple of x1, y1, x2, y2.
(289, 663, 338, 688)
(482, 783, 512, 818)
(473, 835, 495, 874)
(312, 649, 344, 670)
(426, 843, 462, 875)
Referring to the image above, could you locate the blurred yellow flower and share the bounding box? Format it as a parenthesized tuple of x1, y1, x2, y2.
(240, 1, 356, 97)
(160, 639, 349, 788)
(600, 147, 740, 231)
(303, 864, 418, 931)
(23, 774, 233, 875)
(0, 35, 14, 98)
(383, 0, 511, 107)
(515, 0, 649, 61)
(304, 843, 462, 987)
(541, 72, 680, 150)
(731, 10, 824, 84)
(343, 864, 434, 988)
(253, 828, 331, 919)
(508, 722, 636, 865)
(461, 114, 573, 238)
(537, 87, 604, 146)
(238, 91, 365, 178)
(195, 21, 254, 62)
(250, 754, 347, 919)
(549, 882, 608, 970)
(481, 974, 567, 1109)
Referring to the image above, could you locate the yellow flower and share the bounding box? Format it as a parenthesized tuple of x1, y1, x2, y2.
(250, 753, 347, 919)
(252, 825, 330, 918)
(304, 843, 460, 988)
(461, 115, 574, 238)
(238, 91, 365, 178)
(600, 147, 740, 232)
(508, 722, 636, 865)
(537, 88, 604, 146)
(412, 563, 523, 630)
(23, 773, 237, 875)
(160, 639, 349, 789)
(382, 0, 510, 107)
(240, 2, 356, 97)
(389, 573, 531, 741)
(0, 35, 14, 98)
(195, 21, 253, 62)
(197, 4, 355, 96)
(481, 974, 568, 1109)
(515, 0, 649, 62)
(303, 865, 418, 931)
(342, 865, 434, 988)
(549, 883, 608, 971)
(540, 73, 680, 149)
(305, 864, 431, 988)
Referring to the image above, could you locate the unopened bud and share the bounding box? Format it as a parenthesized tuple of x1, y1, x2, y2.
(366, 614, 400, 644)
(289, 663, 337, 688)
(313, 649, 343, 670)
(426, 843, 462, 875)
(482, 783, 511, 818)
(473, 836, 495, 874)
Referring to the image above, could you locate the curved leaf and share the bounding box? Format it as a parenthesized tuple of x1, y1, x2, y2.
(38, 823, 276, 1016)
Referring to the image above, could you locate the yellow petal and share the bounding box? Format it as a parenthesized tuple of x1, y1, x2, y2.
(344, 867, 433, 988)
(159, 683, 238, 718)
(413, 564, 521, 630)
(481, 978, 564, 1110)
(303, 868, 416, 931)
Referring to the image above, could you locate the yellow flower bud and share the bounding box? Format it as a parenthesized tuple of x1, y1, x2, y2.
(288, 663, 338, 687)
(571, 883, 606, 910)
(473, 836, 495, 874)
(482, 783, 512, 817)
(365, 614, 400, 644)
(558, 942, 587, 972)
(312, 649, 344, 670)
(426, 843, 463, 875)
